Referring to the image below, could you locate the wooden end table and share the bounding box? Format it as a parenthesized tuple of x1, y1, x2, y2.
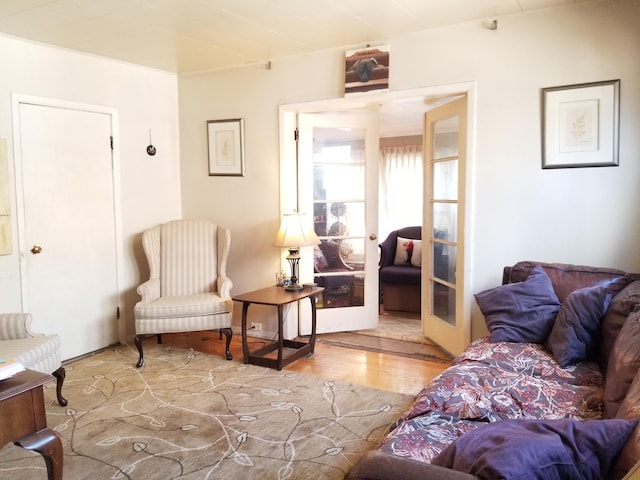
(0, 369, 63, 480)
(233, 285, 324, 370)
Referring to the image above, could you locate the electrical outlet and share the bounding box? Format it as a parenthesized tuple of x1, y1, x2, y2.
(250, 322, 262, 331)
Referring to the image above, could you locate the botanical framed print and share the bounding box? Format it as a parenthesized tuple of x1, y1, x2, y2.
(541, 79, 620, 169)
(207, 118, 245, 176)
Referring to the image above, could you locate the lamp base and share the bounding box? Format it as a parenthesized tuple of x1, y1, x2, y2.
(285, 283, 304, 292)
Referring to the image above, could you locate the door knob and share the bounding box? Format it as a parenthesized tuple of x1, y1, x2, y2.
(31, 245, 43, 254)
(369, 234, 377, 240)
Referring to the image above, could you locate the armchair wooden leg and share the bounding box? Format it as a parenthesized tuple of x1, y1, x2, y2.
(52, 366, 68, 407)
(220, 328, 233, 361)
(134, 335, 145, 368)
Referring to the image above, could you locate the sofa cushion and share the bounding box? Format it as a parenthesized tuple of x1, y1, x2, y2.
(612, 367, 640, 480)
(604, 309, 640, 419)
(474, 265, 561, 344)
(601, 280, 640, 367)
(394, 237, 415, 265)
(432, 418, 638, 480)
(546, 285, 612, 367)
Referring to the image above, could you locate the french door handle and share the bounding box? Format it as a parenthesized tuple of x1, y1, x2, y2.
(369, 234, 377, 241)
(31, 245, 43, 254)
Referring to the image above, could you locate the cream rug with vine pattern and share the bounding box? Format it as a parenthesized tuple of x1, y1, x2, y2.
(0, 343, 413, 480)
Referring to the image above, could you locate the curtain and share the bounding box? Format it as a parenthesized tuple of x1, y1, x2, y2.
(378, 145, 423, 241)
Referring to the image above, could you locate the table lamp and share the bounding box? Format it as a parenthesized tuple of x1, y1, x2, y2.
(273, 213, 320, 291)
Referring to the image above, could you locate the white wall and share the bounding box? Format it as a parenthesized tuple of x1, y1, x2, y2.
(0, 34, 182, 338)
(178, 0, 640, 340)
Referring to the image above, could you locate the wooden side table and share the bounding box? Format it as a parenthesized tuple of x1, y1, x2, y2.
(232, 285, 324, 370)
(0, 369, 63, 480)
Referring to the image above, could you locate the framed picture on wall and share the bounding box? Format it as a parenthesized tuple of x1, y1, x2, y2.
(207, 118, 245, 176)
(541, 79, 620, 169)
(344, 45, 390, 96)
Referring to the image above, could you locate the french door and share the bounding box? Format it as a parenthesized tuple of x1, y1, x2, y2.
(296, 112, 379, 334)
(423, 96, 470, 355)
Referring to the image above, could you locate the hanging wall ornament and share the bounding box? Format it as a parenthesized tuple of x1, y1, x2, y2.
(146, 130, 156, 156)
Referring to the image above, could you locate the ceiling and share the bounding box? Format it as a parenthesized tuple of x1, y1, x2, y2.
(0, 0, 589, 75)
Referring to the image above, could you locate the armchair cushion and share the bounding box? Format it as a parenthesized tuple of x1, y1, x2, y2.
(135, 293, 232, 319)
(0, 312, 67, 406)
(379, 265, 421, 285)
(0, 335, 61, 375)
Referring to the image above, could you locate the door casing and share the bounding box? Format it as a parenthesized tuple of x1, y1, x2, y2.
(279, 82, 476, 344)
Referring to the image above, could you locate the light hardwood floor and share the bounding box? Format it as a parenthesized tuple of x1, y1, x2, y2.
(161, 330, 450, 396)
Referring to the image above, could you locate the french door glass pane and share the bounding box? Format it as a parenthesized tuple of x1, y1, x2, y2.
(432, 202, 457, 243)
(432, 281, 456, 325)
(433, 243, 456, 285)
(312, 127, 365, 309)
(432, 160, 458, 200)
(433, 115, 459, 159)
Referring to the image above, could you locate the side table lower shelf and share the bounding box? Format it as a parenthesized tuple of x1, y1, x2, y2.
(232, 285, 324, 370)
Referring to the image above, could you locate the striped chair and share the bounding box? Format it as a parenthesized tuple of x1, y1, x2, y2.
(134, 219, 234, 367)
(0, 312, 67, 406)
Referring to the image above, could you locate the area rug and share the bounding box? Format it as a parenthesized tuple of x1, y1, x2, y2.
(0, 343, 413, 480)
(358, 313, 429, 344)
(317, 332, 453, 363)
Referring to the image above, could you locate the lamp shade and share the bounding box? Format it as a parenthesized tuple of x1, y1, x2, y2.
(273, 213, 320, 248)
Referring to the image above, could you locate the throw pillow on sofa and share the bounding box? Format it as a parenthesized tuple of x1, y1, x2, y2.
(474, 265, 561, 344)
(432, 418, 638, 480)
(601, 279, 640, 367)
(394, 237, 414, 265)
(546, 284, 612, 367)
(410, 239, 422, 267)
(612, 366, 640, 480)
(603, 308, 640, 418)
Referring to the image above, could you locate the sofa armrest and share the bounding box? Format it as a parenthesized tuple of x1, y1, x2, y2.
(136, 278, 160, 303)
(0, 313, 38, 340)
(346, 451, 479, 480)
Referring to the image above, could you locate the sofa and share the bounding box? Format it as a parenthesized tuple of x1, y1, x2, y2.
(347, 261, 640, 480)
(378, 226, 422, 312)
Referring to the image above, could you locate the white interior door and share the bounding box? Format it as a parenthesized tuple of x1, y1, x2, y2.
(15, 100, 119, 360)
(297, 112, 379, 334)
(423, 96, 470, 355)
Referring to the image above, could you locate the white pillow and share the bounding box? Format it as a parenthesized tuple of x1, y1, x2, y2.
(410, 239, 422, 267)
(394, 237, 414, 265)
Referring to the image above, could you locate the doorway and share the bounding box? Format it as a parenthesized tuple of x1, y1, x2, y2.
(279, 83, 475, 349)
(12, 95, 123, 360)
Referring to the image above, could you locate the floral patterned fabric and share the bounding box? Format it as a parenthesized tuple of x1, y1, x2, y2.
(378, 337, 604, 463)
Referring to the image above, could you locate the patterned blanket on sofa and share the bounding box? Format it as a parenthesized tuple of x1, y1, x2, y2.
(378, 337, 604, 464)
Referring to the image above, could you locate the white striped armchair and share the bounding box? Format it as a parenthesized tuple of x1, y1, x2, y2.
(0, 312, 67, 406)
(134, 219, 234, 367)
